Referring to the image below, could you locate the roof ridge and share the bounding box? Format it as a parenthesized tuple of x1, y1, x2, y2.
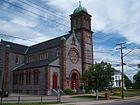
(29, 34, 70, 47)
(1, 40, 28, 47)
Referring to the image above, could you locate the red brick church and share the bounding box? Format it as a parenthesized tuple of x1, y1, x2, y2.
(0, 3, 93, 95)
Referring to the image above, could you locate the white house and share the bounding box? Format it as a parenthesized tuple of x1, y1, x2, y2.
(112, 70, 124, 88)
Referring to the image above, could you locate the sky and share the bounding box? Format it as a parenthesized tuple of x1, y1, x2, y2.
(0, 0, 140, 80)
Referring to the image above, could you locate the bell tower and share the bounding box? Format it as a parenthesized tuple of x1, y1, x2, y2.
(70, 2, 93, 73)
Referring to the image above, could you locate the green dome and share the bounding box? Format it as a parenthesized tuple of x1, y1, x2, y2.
(73, 2, 87, 14)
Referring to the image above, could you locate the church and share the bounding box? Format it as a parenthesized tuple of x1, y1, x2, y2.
(0, 3, 93, 95)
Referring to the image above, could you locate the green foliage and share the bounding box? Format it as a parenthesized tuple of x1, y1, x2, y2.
(83, 61, 115, 91)
(133, 71, 140, 89)
(124, 75, 132, 88)
(64, 88, 72, 95)
(84, 86, 93, 94)
(138, 64, 140, 68)
(110, 87, 122, 93)
(113, 91, 121, 96)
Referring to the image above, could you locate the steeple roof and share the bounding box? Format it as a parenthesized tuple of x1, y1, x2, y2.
(73, 1, 87, 14)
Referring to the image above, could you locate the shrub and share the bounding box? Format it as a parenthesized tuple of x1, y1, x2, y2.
(64, 88, 72, 95)
(85, 87, 93, 94)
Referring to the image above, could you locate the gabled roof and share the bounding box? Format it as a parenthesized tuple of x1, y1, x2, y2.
(27, 34, 70, 54)
(114, 70, 121, 75)
(0, 40, 28, 55)
(0, 34, 70, 55)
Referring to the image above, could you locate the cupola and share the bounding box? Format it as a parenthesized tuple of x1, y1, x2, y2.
(73, 1, 87, 14)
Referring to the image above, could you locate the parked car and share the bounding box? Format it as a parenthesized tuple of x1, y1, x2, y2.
(0, 89, 9, 97)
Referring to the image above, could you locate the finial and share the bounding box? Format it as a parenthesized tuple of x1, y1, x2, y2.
(79, 1, 81, 7)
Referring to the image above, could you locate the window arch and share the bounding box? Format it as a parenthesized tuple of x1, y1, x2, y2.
(52, 73, 58, 89)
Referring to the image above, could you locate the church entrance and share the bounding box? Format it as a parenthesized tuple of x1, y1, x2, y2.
(52, 73, 57, 89)
(70, 71, 80, 90)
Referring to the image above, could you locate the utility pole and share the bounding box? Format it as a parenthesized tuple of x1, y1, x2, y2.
(116, 42, 126, 100)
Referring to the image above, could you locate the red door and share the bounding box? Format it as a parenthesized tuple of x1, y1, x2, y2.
(71, 73, 78, 90)
(71, 79, 76, 90)
(53, 74, 58, 89)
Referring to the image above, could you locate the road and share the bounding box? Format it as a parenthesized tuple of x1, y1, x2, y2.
(99, 99, 140, 105)
(64, 98, 140, 105)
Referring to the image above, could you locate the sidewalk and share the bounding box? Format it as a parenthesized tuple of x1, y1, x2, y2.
(55, 98, 140, 105)
(55, 94, 140, 105)
(64, 100, 119, 105)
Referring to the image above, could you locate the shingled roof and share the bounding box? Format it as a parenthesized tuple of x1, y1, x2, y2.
(27, 34, 70, 54)
(0, 40, 28, 54)
(0, 34, 70, 55)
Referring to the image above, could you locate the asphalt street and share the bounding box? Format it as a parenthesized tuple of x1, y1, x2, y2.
(63, 98, 140, 105)
(99, 99, 140, 105)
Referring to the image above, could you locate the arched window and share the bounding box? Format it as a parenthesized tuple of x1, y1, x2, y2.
(69, 70, 80, 90)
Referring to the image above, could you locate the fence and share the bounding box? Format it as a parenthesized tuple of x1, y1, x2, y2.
(0, 94, 61, 104)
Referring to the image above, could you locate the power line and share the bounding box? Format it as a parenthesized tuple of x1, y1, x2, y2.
(1, 0, 138, 64)
(0, 33, 39, 43)
(1, 0, 128, 50)
(18, 0, 69, 23)
(93, 31, 128, 46)
(2, 0, 69, 28)
(24, 0, 69, 21)
(126, 65, 139, 71)
(0, 3, 118, 55)
(123, 47, 140, 57)
(0, 1, 68, 34)
(1, 7, 68, 35)
(0, 32, 119, 57)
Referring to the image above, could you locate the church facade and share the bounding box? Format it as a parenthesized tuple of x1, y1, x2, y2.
(0, 4, 93, 95)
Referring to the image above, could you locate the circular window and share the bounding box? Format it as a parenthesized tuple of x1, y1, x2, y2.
(69, 48, 79, 64)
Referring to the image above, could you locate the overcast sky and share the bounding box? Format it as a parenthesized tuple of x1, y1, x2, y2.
(0, 0, 140, 80)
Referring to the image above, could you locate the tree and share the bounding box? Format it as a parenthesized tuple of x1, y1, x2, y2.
(133, 71, 140, 89)
(138, 64, 140, 68)
(83, 61, 115, 91)
(124, 75, 132, 88)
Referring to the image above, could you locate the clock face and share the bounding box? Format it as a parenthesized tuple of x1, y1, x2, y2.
(69, 48, 79, 64)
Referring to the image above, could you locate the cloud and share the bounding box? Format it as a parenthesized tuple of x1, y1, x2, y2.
(90, 0, 140, 44)
(0, 0, 140, 80)
(12, 17, 38, 27)
(0, 19, 54, 46)
(45, 0, 140, 44)
(94, 45, 139, 80)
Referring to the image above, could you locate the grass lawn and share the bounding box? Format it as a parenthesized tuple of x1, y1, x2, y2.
(72, 94, 117, 100)
(112, 89, 140, 97)
(72, 95, 104, 100)
(73, 89, 140, 100)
